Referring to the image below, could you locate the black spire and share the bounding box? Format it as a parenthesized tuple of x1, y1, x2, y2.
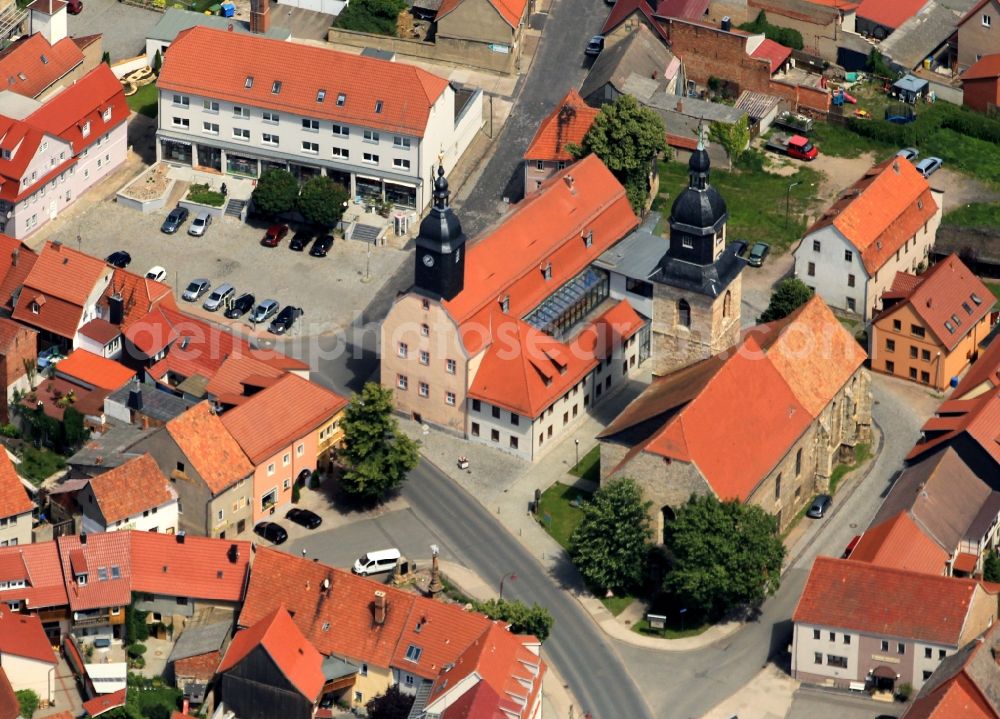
(433, 165, 449, 209)
(414, 164, 466, 301)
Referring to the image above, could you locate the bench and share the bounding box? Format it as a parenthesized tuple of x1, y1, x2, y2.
(848, 681, 866, 692)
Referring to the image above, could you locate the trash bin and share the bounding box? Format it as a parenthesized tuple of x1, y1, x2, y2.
(220, 2, 235, 15)
(207, 3, 221, 13)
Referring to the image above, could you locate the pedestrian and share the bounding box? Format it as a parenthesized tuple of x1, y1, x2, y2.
(221, 182, 228, 196)
(301, 548, 307, 558)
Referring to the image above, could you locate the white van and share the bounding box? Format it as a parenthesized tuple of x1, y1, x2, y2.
(352, 548, 401, 576)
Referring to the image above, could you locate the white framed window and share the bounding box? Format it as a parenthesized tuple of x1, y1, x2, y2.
(302, 141, 319, 154)
(393, 158, 411, 170)
(418, 382, 429, 398)
(217, 509, 224, 521)
(172, 94, 189, 107)
(446, 392, 456, 406)
(983, 13, 992, 26)
(332, 124, 349, 137)
(203, 100, 219, 113)
(233, 127, 250, 141)
(363, 129, 379, 142)
(267, 463, 275, 476)
(233, 106, 249, 118)
(172, 117, 190, 129)
(203, 122, 219, 135)
(81, 121, 90, 138)
(283, 478, 290, 490)
(262, 133, 279, 146)
(397, 375, 408, 390)
(419, 350, 429, 365)
(296, 444, 304, 456)
(283, 453, 291, 466)
(446, 359, 456, 374)
(302, 118, 319, 131)
(393, 136, 411, 149)
(398, 342, 408, 358)
(332, 147, 349, 159)
(363, 152, 379, 164)
(262, 111, 279, 124)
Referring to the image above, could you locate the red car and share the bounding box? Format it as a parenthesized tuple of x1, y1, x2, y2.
(67, 0, 83, 13)
(261, 224, 289, 248)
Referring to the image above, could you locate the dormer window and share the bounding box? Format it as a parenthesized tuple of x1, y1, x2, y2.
(317, 89, 326, 102)
(944, 321, 955, 333)
(542, 263, 552, 280)
(972, 293, 983, 305)
(81, 121, 90, 138)
(337, 93, 346, 106)
(500, 295, 509, 313)
(375, 100, 383, 113)
(29, 301, 39, 314)
(76, 573, 88, 586)
(1, 149, 10, 160)
(97, 567, 108, 581)
(40, 54, 48, 64)
(245, 76, 254, 88)
(583, 230, 593, 248)
(405, 645, 422, 662)
(103, 107, 111, 122)
(271, 80, 282, 94)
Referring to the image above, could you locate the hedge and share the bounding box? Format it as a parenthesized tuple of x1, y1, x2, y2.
(846, 102, 1000, 147)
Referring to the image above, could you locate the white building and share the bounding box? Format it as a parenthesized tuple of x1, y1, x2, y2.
(155, 26, 483, 211)
(793, 158, 942, 322)
(79, 454, 178, 535)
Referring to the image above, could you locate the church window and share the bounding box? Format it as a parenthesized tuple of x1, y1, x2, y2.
(795, 449, 802, 476)
(723, 291, 732, 318)
(678, 299, 691, 328)
(682, 237, 693, 249)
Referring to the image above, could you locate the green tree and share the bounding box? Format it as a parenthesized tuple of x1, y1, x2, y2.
(568, 478, 653, 593)
(866, 48, 896, 79)
(63, 406, 86, 451)
(663, 494, 786, 620)
(738, 11, 803, 50)
(471, 598, 554, 641)
(296, 176, 350, 229)
(569, 94, 666, 214)
(985, 553, 1000, 583)
(758, 278, 813, 323)
(16, 690, 39, 719)
(126, 598, 150, 642)
(339, 382, 419, 501)
(366, 685, 414, 719)
(336, 0, 408, 35)
(251, 168, 299, 219)
(709, 116, 750, 162)
(152, 50, 162, 74)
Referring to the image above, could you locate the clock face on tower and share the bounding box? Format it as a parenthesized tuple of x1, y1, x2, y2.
(422, 253, 435, 267)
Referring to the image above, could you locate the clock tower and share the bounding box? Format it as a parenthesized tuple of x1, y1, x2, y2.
(414, 165, 466, 301)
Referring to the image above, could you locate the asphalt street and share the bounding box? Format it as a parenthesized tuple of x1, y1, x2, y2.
(453, 0, 610, 235)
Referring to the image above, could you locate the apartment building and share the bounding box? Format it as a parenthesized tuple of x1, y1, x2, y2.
(155, 26, 482, 210)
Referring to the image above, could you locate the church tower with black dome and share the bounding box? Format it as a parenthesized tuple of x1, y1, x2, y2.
(650, 137, 745, 375)
(414, 165, 466, 301)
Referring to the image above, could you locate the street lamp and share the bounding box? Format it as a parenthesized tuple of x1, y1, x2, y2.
(574, 439, 580, 469)
(499, 571, 517, 601)
(784, 181, 801, 229)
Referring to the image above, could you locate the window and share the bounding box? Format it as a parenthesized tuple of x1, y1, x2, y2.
(283, 479, 290, 490)
(983, 13, 992, 25)
(332, 147, 349, 160)
(404, 674, 414, 687)
(813, 629, 820, 640)
(359, 663, 368, 677)
(490, 429, 500, 442)
(176, 461, 185, 473)
(829, 632, 835, 642)
(271, 80, 282, 94)
(795, 448, 802, 476)
(510, 436, 519, 450)
(332, 124, 349, 137)
(944, 321, 956, 333)
(364, 130, 380, 142)
(886, 360, 895, 373)
(826, 655, 847, 668)
(911, 324, 926, 337)
(262, 133, 279, 146)
(881, 640, 890, 651)
(775, 473, 781, 500)
(283, 453, 290, 466)
(397, 375, 407, 390)
(492, 406, 501, 419)
(922, 670, 932, 681)
(302, 118, 319, 131)
(172, 94, 189, 107)
(233, 106, 249, 118)
(678, 299, 691, 327)
(925, 647, 932, 659)
(393, 136, 411, 149)
(807, 262, 815, 276)
(846, 297, 856, 312)
(543, 263, 552, 280)
(420, 323, 430, 337)
(536, 160, 544, 170)
(844, 250, 853, 262)
(472, 399, 481, 412)
(963, 301, 973, 315)
(843, 634, 851, 645)
(316, 89, 327, 103)
(398, 342, 408, 358)
(203, 100, 219, 112)
(419, 350, 429, 365)
(446, 359, 456, 374)
(921, 371, 930, 383)
(446, 392, 456, 406)
(102, 106, 112, 122)
(910, 367, 918, 380)
(202, 121, 220, 135)
(893, 319, 901, 331)
(910, 346, 918, 359)
(847, 274, 855, 287)
(511, 413, 519, 426)
(354, 692, 363, 704)
(267, 463, 275, 475)
(471, 422, 480, 437)
(682, 237, 694, 249)
(939, 649, 946, 659)
(814, 652, 822, 664)
(394, 158, 411, 171)
(418, 382, 429, 398)
(302, 141, 319, 154)
(921, 349, 931, 361)
(812, 240, 821, 252)
(81, 121, 90, 138)
(245, 76, 254, 88)
(898, 643, 905, 654)
(233, 128, 250, 141)
(262, 111, 279, 124)
(886, 339, 895, 352)
(405, 645, 422, 662)
(297, 444, 304, 456)
(336, 92, 346, 106)
(363, 153, 379, 164)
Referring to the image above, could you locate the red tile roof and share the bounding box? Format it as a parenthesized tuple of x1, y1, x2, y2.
(173, 652, 221, 681)
(440, 682, 501, 719)
(219, 605, 325, 700)
(849, 511, 949, 575)
(963, 54, 1000, 81)
(908, 674, 997, 719)
(56, 350, 135, 391)
(25, 376, 109, 422)
(56, 533, 132, 611)
(12, 241, 111, 339)
(0, 450, 32, 520)
(907, 391, 1000, 467)
(100, 268, 177, 332)
(390, 597, 499, 681)
(0, 669, 17, 719)
(220, 374, 347, 464)
(83, 688, 126, 717)
(87, 454, 175, 525)
(26, 63, 128, 154)
(0, 33, 83, 98)
(807, 159, 938, 275)
(166, 402, 252, 495)
(205, 354, 286, 402)
(667, 133, 699, 151)
(0, 236, 36, 312)
(442, 156, 638, 355)
(602, 0, 671, 42)
(129, 532, 250, 603)
(793, 557, 987, 645)
(876, 255, 995, 352)
(750, 38, 792, 73)
(0, 610, 56, 663)
(0, 541, 68, 609)
(952, 337, 1000, 400)
(856, 0, 926, 28)
(78, 319, 121, 345)
(523, 89, 599, 162)
(159, 27, 449, 137)
(435, 0, 527, 26)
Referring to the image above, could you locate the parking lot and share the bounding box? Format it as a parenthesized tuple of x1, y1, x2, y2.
(39, 190, 410, 341)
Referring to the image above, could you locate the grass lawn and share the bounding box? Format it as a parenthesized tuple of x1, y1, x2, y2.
(809, 121, 892, 159)
(829, 442, 872, 495)
(126, 83, 158, 118)
(926, 127, 1000, 187)
(654, 156, 822, 253)
(600, 594, 635, 616)
(536, 483, 591, 550)
(17, 446, 66, 484)
(943, 202, 1000, 229)
(986, 281, 1000, 301)
(631, 616, 708, 639)
(569, 445, 600, 483)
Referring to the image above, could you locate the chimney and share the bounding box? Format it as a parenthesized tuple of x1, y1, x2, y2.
(676, 99, 683, 112)
(563, 175, 575, 193)
(80, 533, 87, 544)
(373, 590, 387, 625)
(109, 294, 124, 326)
(176, 531, 185, 544)
(11, 248, 17, 267)
(127, 378, 143, 412)
(249, 0, 271, 34)
(52, 240, 62, 251)
(227, 544, 240, 563)
(721, 16, 731, 31)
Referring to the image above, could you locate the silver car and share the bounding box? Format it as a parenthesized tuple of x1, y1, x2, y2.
(202, 283, 235, 312)
(182, 278, 210, 302)
(250, 299, 279, 324)
(188, 212, 212, 237)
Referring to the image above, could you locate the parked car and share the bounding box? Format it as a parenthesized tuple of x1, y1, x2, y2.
(202, 283, 235, 312)
(747, 242, 770, 267)
(585, 35, 605, 56)
(842, 534, 862, 559)
(250, 299, 279, 324)
(188, 212, 212, 237)
(145, 266, 167, 282)
(268, 305, 303, 335)
(253, 521, 288, 545)
(225, 292, 255, 319)
(896, 147, 919, 161)
(182, 278, 211, 302)
(261, 224, 289, 248)
(105, 251, 131, 268)
(289, 228, 318, 252)
(38, 346, 66, 369)
(66, 0, 82, 13)
(309, 235, 334, 258)
(764, 133, 818, 161)
(807, 494, 833, 518)
(730, 239, 748, 257)
(915, 157, 943, 177)
(160, 206, 189, 234)
(285, 508, 322, 530)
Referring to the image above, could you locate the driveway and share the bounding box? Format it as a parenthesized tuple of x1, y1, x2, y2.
(67, 0, 162, 62)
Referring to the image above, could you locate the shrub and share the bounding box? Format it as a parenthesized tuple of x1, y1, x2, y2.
(896, 682, 913, 702)
(16, 690, 39, 719)
(0, 423, 19, 438)
(186, 183, 226, 207)
(127, 643, 147, 658)
(738, 11, 803, 50)
(336, 0, 408, 35)
(292, 482, 301, 503)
